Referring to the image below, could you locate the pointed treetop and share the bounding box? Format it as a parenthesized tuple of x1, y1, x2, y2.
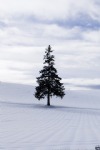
(44, 45, 55, 65)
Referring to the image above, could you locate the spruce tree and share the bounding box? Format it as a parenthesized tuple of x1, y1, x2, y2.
(35, 45, 65, 106)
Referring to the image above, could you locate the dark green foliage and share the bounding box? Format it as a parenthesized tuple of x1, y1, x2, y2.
(35, 45, 65, 106)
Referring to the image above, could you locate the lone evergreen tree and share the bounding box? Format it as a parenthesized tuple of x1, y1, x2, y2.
(35, 45, 65, 106)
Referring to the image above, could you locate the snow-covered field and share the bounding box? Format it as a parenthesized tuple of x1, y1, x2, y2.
(0, 82, 100, 150)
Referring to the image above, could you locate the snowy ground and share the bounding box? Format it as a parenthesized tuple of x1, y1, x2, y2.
(0, 82, 100, 150)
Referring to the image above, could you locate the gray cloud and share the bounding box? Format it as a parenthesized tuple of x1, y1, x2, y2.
(64, 78, 100, 90)
(79, 85, 100, 90)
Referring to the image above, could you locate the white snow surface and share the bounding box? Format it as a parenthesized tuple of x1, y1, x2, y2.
(0, 82, 100, 150)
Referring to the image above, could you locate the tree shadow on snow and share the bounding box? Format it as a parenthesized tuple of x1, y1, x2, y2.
(0, 100, 68, 110)
(0, 100, 100, 116)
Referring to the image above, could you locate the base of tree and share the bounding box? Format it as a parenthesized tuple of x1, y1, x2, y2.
(47, 103, 50, 106)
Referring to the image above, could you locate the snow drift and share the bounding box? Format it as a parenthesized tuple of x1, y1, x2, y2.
(0, 82, 100, 150)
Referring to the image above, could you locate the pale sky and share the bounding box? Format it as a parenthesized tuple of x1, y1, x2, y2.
(0, 0, 100, 90)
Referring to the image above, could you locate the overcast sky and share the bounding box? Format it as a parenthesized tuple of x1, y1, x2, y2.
(0, 0, 100, 90)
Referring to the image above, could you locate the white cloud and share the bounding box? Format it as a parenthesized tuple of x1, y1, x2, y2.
(0, 0, 100, 89)
(83, 29, 100, 43)
(0, 0, 100, 21)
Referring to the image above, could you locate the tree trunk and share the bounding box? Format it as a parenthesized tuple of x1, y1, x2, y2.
(47, 92, 50, 106)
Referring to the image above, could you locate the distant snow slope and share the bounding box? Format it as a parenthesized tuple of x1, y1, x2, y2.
(0, 82, 100, 150)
